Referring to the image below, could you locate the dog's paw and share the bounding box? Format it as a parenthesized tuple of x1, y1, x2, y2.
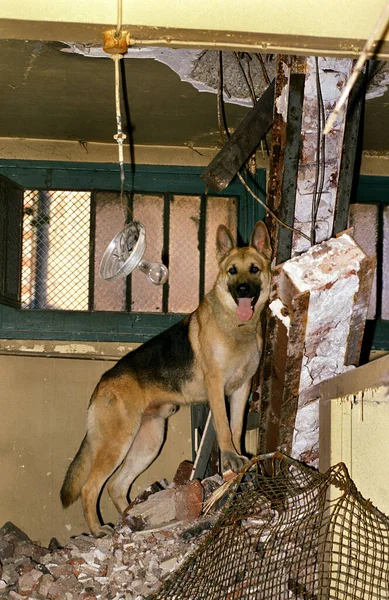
(221, 451, 249, 474)
(93, 524, 114, 538)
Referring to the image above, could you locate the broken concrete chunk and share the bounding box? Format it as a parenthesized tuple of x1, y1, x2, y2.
(17, 568, 43, 596)
(124, 480, 204, 530)
(0, 522, 31, 545)
(261, 232, 375, 466)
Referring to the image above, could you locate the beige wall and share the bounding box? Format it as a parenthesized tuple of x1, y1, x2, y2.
(320, 353, 389, 516)
(0, 346, 192, 546)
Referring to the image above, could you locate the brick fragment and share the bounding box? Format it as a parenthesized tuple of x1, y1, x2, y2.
(17, 568, 43, 596)
(172, 460, 194, 486)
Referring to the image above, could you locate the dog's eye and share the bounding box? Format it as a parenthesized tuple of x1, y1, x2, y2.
(250, 265, 260, 274)
(228, 265, 237, 275)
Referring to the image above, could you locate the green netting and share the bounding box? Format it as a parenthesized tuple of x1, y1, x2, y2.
(152, 453, 389, 600)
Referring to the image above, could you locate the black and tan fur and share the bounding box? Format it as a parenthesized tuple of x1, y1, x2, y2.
(60, 221, 272, 536)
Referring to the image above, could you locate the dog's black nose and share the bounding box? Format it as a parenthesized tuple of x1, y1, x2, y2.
(236, 283, 251, 297)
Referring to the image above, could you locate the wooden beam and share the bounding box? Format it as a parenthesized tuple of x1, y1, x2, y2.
(200, 79, 275, 192)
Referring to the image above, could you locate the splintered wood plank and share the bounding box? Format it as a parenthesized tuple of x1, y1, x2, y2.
(200, 79, 275, 192)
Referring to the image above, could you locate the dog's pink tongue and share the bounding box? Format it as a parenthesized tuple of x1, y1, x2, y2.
(236, 298, 253, 321)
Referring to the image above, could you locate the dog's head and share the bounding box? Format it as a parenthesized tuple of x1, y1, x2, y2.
(215, 221, 272, 322)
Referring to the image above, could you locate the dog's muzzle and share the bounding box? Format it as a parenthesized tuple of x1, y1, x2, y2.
(233, 283, 261, 322)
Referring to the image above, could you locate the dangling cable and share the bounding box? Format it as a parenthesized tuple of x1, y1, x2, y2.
(115, 0, 123, 38)
(311, 57, 326, 246)
(112, 53, 127, 211)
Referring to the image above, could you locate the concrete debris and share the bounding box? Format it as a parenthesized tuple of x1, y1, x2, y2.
(260, 232, 375, 466)
(0, 464, 223, 600)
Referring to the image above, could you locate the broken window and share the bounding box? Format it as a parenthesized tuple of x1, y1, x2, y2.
(21, 189, 237, 314)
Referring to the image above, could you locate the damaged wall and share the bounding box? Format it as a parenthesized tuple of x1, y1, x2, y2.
(0, 344, 192, 545)
(259, 232, 375, 466)
(320, 353, 389, 515)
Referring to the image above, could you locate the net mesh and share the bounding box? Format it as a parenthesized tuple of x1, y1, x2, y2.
(152, 453, 389, 600)
(22, 190, 91, 310)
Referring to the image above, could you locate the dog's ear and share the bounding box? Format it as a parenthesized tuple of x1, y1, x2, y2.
(216, 224, 236, 260)
(250, 221, 272, 260)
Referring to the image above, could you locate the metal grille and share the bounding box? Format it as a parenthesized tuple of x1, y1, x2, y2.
(22, 190, 91, 310)
(21, 190, 237, 313)
(152, 453, 389, 600)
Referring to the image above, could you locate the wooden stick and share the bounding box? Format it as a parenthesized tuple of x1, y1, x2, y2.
(323, 0, 389, 135)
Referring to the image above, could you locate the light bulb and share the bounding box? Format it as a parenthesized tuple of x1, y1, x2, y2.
(137, 258, 168, 286)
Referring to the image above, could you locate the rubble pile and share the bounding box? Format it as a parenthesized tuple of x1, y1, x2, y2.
(0, 464, 224, 600)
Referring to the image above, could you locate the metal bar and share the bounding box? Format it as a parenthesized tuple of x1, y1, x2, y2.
(162, 192, 171, 313)
(126, 191, 134, 311)
(88, 191, 96, 311)
(276, 73, 305, 264)
(264, 57, 291, 256)
(200, 79, 275, 192)
(198, 194, 207, 302)
(190, 410, 217, 481)
(332, 69, 366, 235)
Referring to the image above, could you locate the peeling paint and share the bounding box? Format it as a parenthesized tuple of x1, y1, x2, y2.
(269, 298, 290, 332)
(19, 344, 45, 353)
(53, 344, 97, 354)
(275, 63, 290, 122)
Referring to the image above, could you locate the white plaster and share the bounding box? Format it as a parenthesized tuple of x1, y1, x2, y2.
(274, 62, 290, 123)
(292, 58, 352, 258)
(18, 344, 45, 353)
(61, 44, 255, 107)
(291, 400, 319, 461)
(53, 343, 97, 354)
(269, 298, 290, 332)
(283, 234, 364, 294)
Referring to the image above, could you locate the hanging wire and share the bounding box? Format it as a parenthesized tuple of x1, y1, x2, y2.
(233, 52, 257, 106)
(112, 53, 127, 211)
(115, 0, 123, 38)
(254, 53, 271, 87)
(217, 52, 310, 242)
(217, 51, 229, 145)
(310, 57, 326, 246)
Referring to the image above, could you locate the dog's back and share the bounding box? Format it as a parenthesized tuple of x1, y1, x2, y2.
(60, 220, 272, 536)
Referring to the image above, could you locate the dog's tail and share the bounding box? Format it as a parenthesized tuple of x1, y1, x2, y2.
(60, 435, 91, 508)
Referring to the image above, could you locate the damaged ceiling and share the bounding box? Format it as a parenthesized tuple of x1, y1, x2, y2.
(0, 38, 388, 155)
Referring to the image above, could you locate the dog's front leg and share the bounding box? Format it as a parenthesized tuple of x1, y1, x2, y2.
(205, 375, 248, 473)
(229, 379, 252, 456)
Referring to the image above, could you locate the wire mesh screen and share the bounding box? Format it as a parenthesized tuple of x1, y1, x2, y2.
(21, 190, 237, 313)
(152, 453, 389, 600)
(22, 190, 91, 310)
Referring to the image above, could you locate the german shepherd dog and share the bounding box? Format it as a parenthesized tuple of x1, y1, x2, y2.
(60, 221, 272, 536)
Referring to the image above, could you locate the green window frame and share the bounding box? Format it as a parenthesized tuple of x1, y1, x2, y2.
(0, 160, 266, 342)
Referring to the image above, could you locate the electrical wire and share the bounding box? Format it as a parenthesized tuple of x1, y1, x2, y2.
(254, 53, 271, 87)
(217, 52, 310, 242)
(217, 51, 229, 145)
(112, 53, 127, 210)
(310, 57, 326, 246)
(234, 52, 257, 106)
(115, 0, 123, 37)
